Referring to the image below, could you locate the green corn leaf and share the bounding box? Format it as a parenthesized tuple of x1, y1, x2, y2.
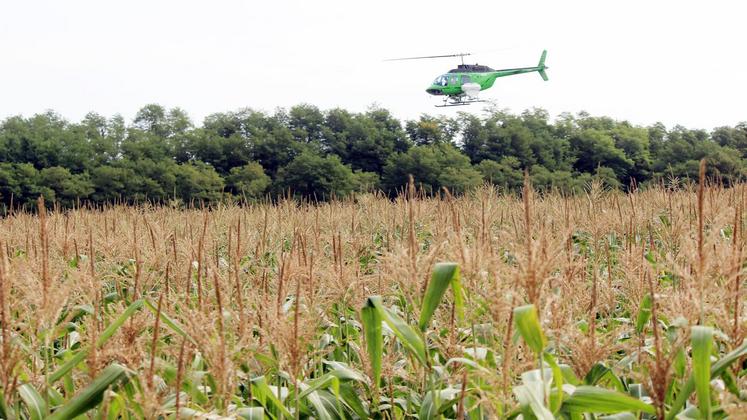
(584, 363, 611, 385)
(182, 406, 264, 419)
(295, 374, 347, 420)
(103, 292, 119, 304)
(298, 379, 336, 420)
(599, 413, 637, 420)
(513, 382, 554, 420)
(107, 391, 127, 420)
(450, 266, 465, 325)
(176, 369, 209, 406)
(674, 406, 700, 419)
(635, 294, 653, 335)
(691, 326, 713, 420)
(309, 389, 346, 419)
(513, 304, 546, 355)
(666, 337, 747, 420)
(559, 364, 581, 386)
(419, 263, 459, 331)
(368, 296, 427, 365)
(444, 357, 491, 374)
(563, 386, 656, 415)
(584, 363, 625, 391)
(144, 298, 198, 345)
(674, 347, 687, 378)
(361, 298, 383, 388)
(323, 360, 368, 383)
(18, 384, 46, 420)
(63, 373, 74, 396)
(628, 383, 646, 400)
(298, 373, 338, 400)
(237, 407, 266, 419)
(250, 376, 293, 419)
(46, 386, 64, 407)
(720, 368, 740, 396)
(543, 353, 564, 414)
(0, 390, 8, 420)
(96, 299, 144, 346)
(419, 388, 461, 420)
(338, 382, 369, 418)
(48, 363, 129, 420)
(49, 299, 143, 383)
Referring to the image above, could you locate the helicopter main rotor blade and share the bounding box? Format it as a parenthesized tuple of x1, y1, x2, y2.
(383, 53, 471, 62)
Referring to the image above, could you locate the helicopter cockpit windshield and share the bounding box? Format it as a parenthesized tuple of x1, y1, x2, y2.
(433, 75, 448, 86)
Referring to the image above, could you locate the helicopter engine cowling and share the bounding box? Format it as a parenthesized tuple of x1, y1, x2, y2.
(462, 82, 481, 99)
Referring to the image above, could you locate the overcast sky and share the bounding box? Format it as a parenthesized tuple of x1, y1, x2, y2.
(1, 0, 745, 130)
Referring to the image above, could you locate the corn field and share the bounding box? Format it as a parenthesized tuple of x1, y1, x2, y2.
(0, 176, 746, 419)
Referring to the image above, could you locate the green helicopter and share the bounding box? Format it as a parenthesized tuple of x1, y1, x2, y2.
(387, 50, 548, 107)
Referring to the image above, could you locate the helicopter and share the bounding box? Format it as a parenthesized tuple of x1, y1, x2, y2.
(387, 50, 548, 107)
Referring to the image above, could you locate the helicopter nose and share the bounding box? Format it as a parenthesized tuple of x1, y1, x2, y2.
(426, 87, 443, 96)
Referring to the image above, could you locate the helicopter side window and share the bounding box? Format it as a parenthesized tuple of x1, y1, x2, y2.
(462, 75, 471, 83)
(449, 76, 457, 85)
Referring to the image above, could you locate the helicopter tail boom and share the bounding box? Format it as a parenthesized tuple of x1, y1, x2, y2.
(490, 50, 549, 81)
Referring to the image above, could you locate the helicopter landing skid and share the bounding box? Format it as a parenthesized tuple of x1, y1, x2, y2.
(435, 97, 486, 107)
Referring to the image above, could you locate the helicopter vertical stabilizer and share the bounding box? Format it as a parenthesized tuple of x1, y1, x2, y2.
(538, 50, 549, 81)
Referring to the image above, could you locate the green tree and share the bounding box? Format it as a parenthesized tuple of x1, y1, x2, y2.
(167, 108, 195, 162)
(0, 112, 68, 169)
(188, 129, 252, 175)
(275, 152, 355, 199)
(405, 115, 458, 146)
(174, 162, 224, 204)
(117, 159, 178, 202)
(250, 126, 306, 177)
(477, 158, 524, 191)
(459, 113, 487, 163)
(0, 163, 46, 207)
(712, 123, 747, 155)
(38, 166, 94, 206)
(569, 129, 633, 181)
(592, 166, 623, 189)
(226, 162, 271, 198)
(288, 104, 325, 144)
(352, 170, 380, 193)
(610, 123, 652, 182)
(521, 108, 573, 171)
(133, 104, 169, 138)
(78, 112, 118, 167)
(382, 143, 482, 195)
(322, 108, 409, 174)
(468, 112, 536, 168)
(121, 128, 173, 161)
(90, 166, 136, 203)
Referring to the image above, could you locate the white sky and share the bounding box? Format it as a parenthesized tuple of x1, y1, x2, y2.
(1, 0, 745, 130)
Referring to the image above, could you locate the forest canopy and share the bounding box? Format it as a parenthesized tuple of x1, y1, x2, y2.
(1, 103, 745, 210)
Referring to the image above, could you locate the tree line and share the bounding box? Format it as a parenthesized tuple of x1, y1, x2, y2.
(1, 103, 746, 210)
